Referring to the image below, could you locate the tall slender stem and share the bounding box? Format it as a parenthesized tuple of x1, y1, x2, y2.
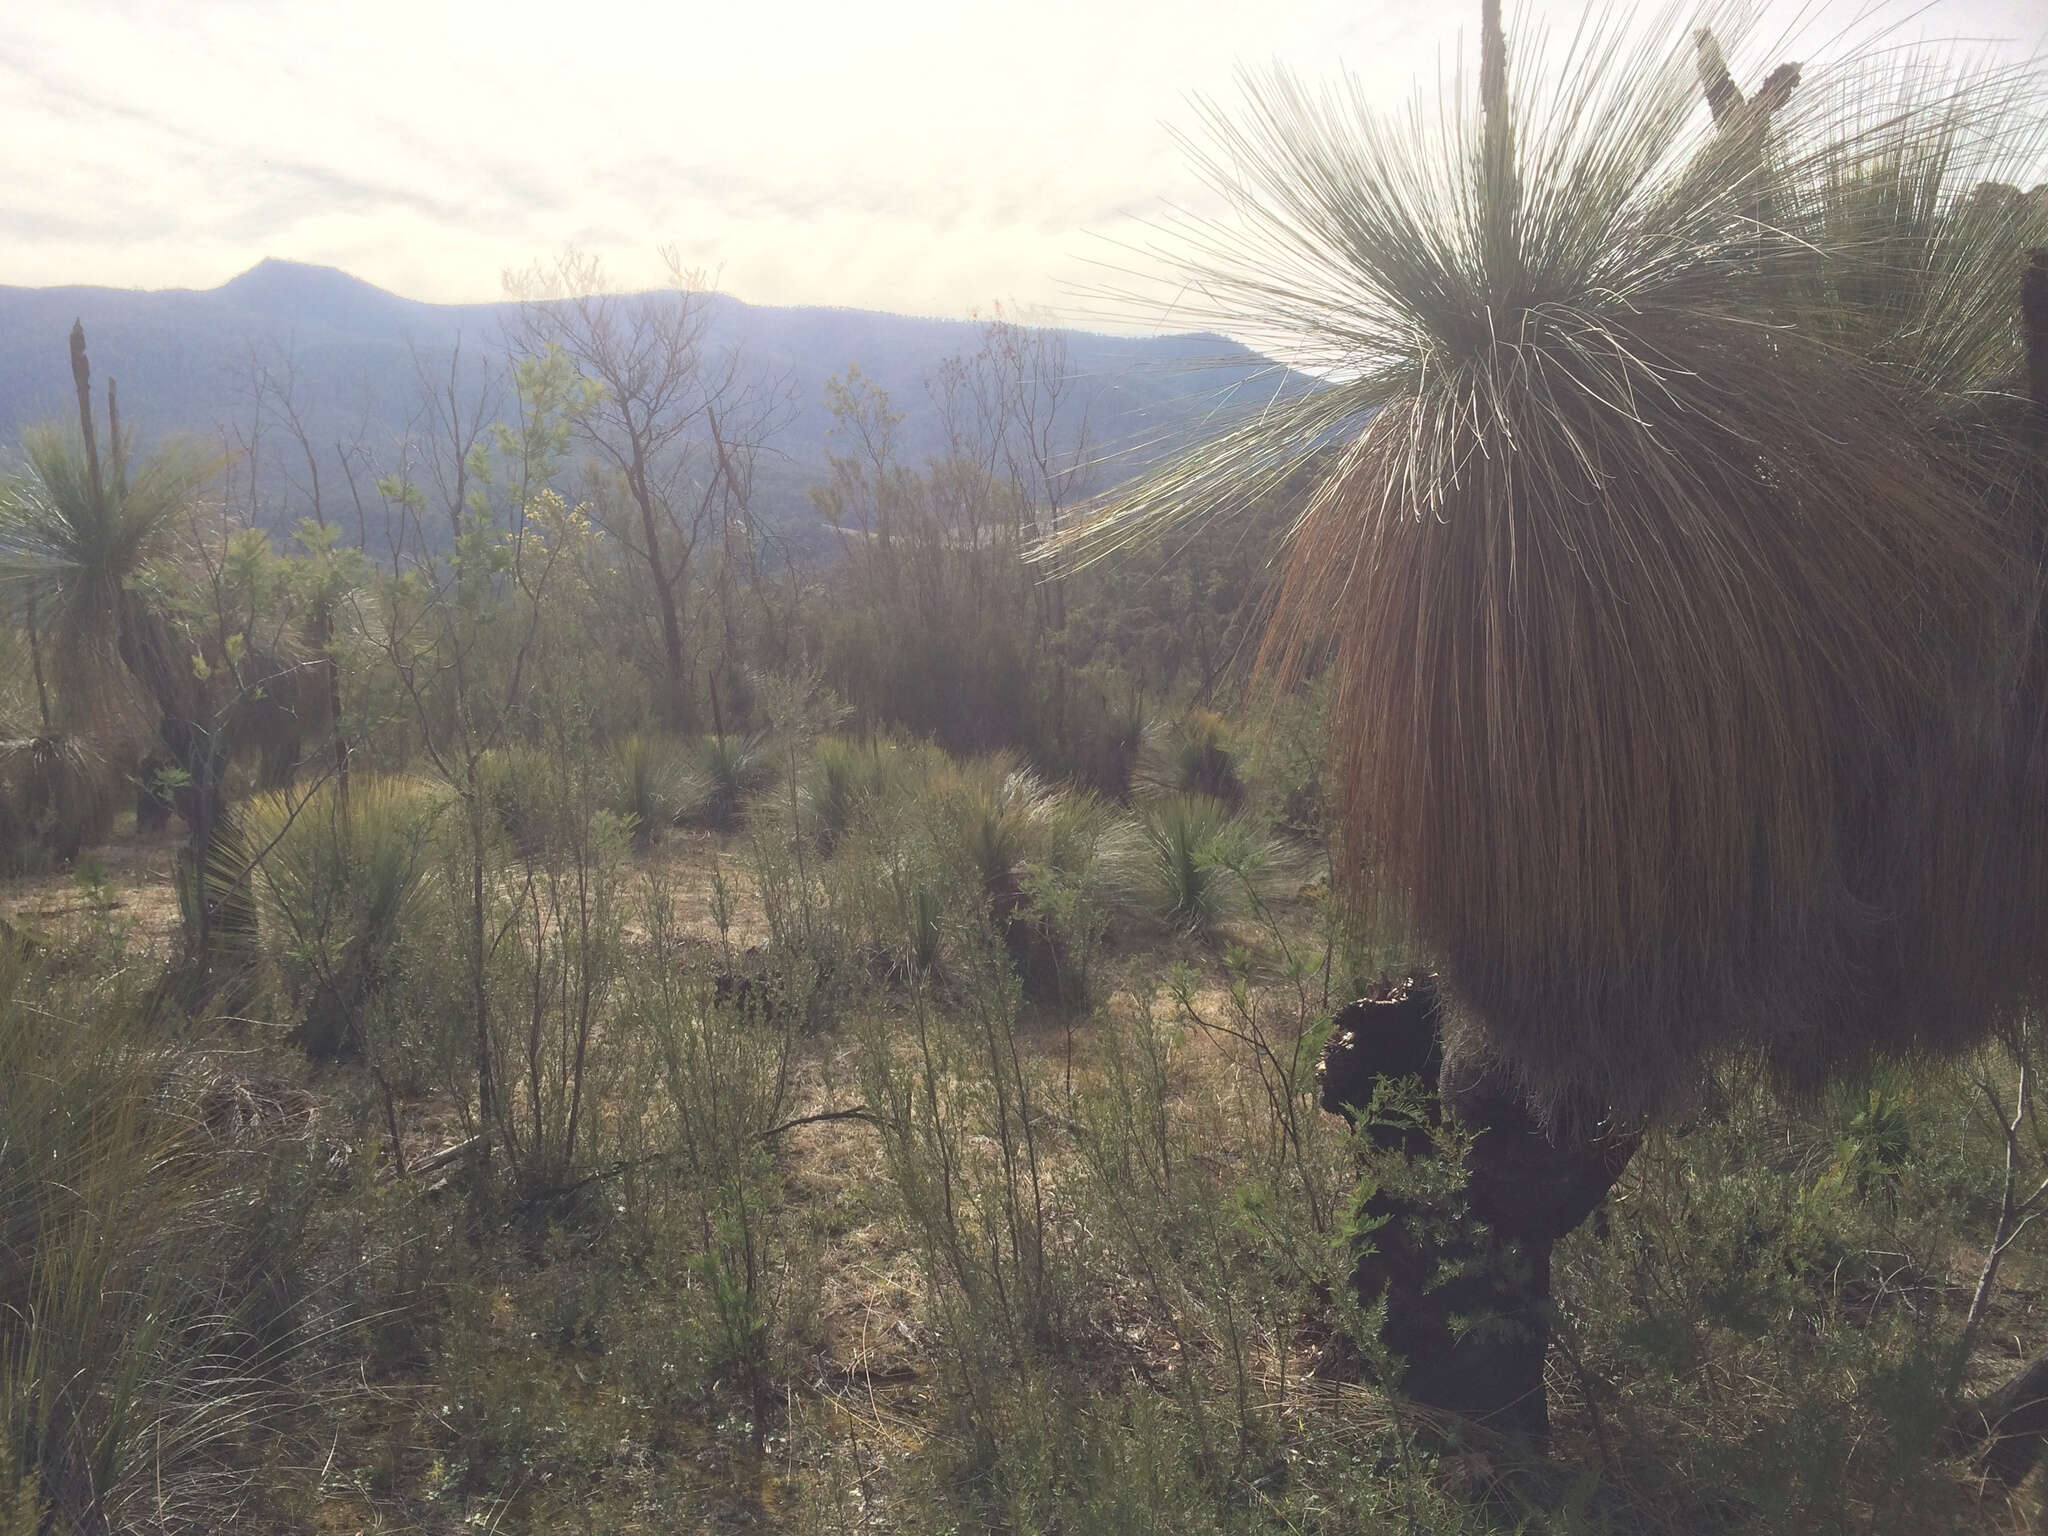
(1478, 0, 1518, 285)
(68, 322, 103, 513)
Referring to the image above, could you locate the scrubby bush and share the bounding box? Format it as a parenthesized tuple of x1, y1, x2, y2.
(477, 794, 634, 1205)
(697, 730, 774, 829)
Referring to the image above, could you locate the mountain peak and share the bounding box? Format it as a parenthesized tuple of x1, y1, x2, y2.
(219, 255, 367, 290)
(213, 258, 413, 333)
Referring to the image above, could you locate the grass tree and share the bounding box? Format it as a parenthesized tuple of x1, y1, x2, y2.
(1060, 0, 2048, 1448)
(0, 404, 214, 746)
(0, 331, 235, 926)
(1065, 4, 2048, 1124)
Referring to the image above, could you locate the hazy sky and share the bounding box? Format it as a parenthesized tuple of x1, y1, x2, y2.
(5, 0, 2042, 323)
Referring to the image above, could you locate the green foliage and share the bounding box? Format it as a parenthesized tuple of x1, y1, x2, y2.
(476, 776, 634, 1203)
(802, 734, 902, 855)
(1140, 708, 1246, 807)
(859, 923, 1072, 1379)
(472, 743, 563, 859)
(697, 730, 773, 829)
(630, 874, 807, 1429)
(605, 731, 706, 848)
(0, 941, 311, 1532)
(242, 775, 442, 1060)
(1550, 1059, 2016, 1529)
(924, 755, 1117, 895)
(0, 1435, 39, 1536)
(1122, 793, 1293, 934)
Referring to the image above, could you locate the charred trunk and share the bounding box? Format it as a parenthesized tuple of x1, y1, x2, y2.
(1319, 973, 1638, 1443)
(1959, 1351, 2048, 1487)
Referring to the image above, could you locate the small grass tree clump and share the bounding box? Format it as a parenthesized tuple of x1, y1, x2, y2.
(802, 734, 904, 856)
(697, 729, 773, 829)
(605, 731, 706, 850)
(1121, 792, 1293, 936)
(473, 743, 565, 860)
(0, 735, 120, 876)
(241, 774, 442, 1063)
(1139, 708, 1245, 809)
(925, 755, 1125, 1007)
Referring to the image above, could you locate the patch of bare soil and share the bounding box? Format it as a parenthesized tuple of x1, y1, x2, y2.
(1, 816, 185, 956)
(635, 828, 775, 948)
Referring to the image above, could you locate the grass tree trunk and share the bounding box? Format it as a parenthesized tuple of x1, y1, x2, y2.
(1319, 975, 1638, 1444)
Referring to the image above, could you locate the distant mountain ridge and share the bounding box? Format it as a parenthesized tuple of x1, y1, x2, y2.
(0, 259, 1305, 549)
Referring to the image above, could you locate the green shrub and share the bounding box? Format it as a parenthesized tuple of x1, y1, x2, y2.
(606, 731, 706, 849)
(697, 731, 773, 829)
(1120, 793, 1292, 934)
(1140, 709, 1245, 808)
(243, 775, 443, 1060)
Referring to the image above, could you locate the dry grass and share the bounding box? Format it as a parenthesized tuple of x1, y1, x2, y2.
(8, 766, 2046, 1532)
(0, 810, 184, 951)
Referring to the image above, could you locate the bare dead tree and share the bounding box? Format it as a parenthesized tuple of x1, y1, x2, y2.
(412, 335, 503, 543)
(985, 308, 1095, 630)
(508, 249, 781, 732)
(240, 339, 358, 799)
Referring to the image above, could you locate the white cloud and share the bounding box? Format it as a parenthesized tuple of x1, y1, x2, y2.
(2, 0, 2040, 322)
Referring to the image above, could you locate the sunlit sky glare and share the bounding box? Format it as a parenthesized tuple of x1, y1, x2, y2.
(5, 0, 2043, 326)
